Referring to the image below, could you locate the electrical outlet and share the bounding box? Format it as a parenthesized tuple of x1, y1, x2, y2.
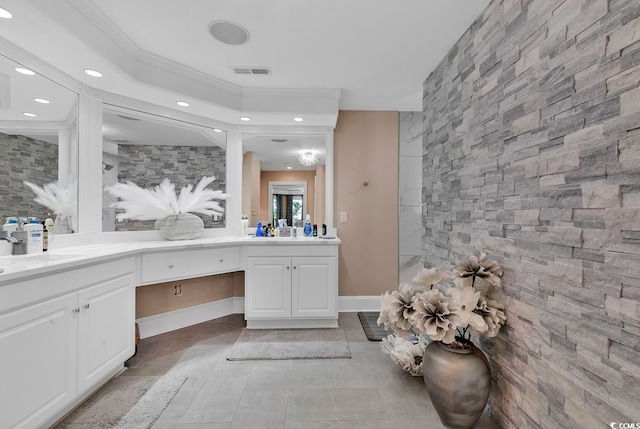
(251, 209, 256, 216)
(174, 284, 182, 296)
(340, 212, 348, 223)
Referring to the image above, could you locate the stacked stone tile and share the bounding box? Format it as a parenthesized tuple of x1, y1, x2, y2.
(0, 132, 58, 220)
(422, 0, 640, 427)
(117, 144, 226, 230)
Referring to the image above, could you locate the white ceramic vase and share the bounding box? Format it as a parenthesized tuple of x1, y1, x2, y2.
(156, 213, 204, 240)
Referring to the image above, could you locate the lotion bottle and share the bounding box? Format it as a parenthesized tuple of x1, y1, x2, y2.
(303, 214, 313, 237)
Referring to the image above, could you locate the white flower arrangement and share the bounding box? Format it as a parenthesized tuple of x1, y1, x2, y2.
(24, 178, 77, 217)
(378, 253, 506, 375)
(104, 176, 228, 221)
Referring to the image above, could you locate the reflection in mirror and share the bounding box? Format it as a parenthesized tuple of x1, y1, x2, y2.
(242, 134, 325, 229)
(102, 107, 227, 232)
(0, 54, 78, 232)
(269, 181, 307, 227)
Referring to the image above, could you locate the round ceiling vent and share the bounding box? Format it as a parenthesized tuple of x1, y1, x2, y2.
(208, 20, 250, 45)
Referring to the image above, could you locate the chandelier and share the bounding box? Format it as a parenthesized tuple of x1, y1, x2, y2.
(298, 151, 318, 167)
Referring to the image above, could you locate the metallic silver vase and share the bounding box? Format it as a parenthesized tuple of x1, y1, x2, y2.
(157, 213, 204, 240)
(422, 341, 491, 429)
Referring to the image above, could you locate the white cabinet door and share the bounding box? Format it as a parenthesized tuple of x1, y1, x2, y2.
(245, 257, 292, 319)
(0, 293, 77, 429)
(291, 257, 337, 318)
(77, 275, 134, 394)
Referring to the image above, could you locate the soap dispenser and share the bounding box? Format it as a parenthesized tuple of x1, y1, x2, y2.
(303, 214, 313, 237)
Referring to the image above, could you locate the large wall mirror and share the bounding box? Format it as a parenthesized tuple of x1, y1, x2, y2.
(242, 133, 326, 229)
(0, 53, 79, 232)
(101, 106, 227, 232)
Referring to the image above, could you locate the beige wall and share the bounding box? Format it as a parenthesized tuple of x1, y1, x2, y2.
(315, 164, 326, 226)
(260, 170, 317, 225)
(242, 151, 253, 216)
(136, 272, 244, 318)
(334, 110, 399, 296)
(242, 152, 262, 227)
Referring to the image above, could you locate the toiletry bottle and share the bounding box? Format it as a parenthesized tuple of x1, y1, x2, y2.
(42, 221, 48, 251)
(266, 223, 272, 237)
(313, 224, 318, 237)
(256, 221, 263, 237)
(303, 214, 313, 237)
(44, 213, 54, 235)
(3, 217, 18, 234)
(24, 217, 43, 254)
(322, 224, 327, 236)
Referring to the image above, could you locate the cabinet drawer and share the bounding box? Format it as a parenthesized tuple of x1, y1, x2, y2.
(140, 247, 240, 284)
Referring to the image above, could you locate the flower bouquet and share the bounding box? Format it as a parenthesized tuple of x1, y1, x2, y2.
(377, 252, 506, 376)
(104, 176, 228, 240)
(24, 178, 77, 234)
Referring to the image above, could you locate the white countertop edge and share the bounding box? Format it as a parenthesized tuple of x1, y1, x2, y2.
(0, 234, 341, 284)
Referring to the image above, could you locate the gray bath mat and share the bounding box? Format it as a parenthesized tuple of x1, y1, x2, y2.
(227, 328, 351, 360)
(357, 312, 391, 341)
(54, 374, 186, 429)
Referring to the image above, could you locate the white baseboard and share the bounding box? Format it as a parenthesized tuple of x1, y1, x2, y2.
(338, 296, 381, 312)
(136, 297, 243, 339)
(137, 296, 380, 338)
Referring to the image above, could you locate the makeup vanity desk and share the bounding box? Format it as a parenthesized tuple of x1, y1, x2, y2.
(0, 235, 340, 429)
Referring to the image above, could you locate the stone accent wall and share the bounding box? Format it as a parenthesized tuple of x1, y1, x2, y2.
(422, 0, 640, 427)
(0, 132, 58, 220)
(117, 144, 226, 230)
(399, 112, 424, 282)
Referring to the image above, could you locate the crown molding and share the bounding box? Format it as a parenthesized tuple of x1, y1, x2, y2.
(63, 0, 339, 120)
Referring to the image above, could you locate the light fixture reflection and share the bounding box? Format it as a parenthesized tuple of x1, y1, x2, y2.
(0, 7, 12, 19)
(15, 67, 35, 76)
(85, 69, 103, 77)
(298, 151, 318, 167)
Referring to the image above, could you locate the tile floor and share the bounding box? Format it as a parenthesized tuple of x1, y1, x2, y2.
(123, 313, 497, 428)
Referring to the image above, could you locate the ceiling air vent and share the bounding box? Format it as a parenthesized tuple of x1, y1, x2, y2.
(232, 66, 272, 76)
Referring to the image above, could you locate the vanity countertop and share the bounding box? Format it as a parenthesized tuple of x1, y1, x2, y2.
(0, 235, 341, 284)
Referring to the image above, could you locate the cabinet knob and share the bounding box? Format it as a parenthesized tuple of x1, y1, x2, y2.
(83, 303, 90, 310)
(219, 259, 224, 263)
(168, 264, 174, 269)
(286, 266, 290, 270)
(72, 307, 80, 314)
(293, 266, 297, 270)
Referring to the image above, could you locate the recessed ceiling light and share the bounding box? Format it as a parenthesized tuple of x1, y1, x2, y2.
(213, 128, 224, 133)
(177, 101, 190, 107)
(15, 67, 35, 76)
(208, 20, 250, 45)
(293, 117, 304, 122)
(240, 116, 251, 122)
(22, 112, 37, 117)
(84, 69, 103, 78)
(34, 98, 50, 104)
(0, 7, 12, 19)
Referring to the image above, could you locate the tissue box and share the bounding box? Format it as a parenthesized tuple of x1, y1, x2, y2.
(277, 227, 292, 237)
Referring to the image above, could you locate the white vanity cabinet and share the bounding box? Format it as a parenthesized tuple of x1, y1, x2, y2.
(140, 246, 240, 284)
(0, 258, 135, 429)
(244, 244, 339, 328)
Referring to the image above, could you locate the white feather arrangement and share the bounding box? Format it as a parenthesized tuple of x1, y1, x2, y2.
(105, 176, 228, 222)
(24, 179, 77, 217)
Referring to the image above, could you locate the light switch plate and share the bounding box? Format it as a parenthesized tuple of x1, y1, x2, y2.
(340, 212, 348, 223)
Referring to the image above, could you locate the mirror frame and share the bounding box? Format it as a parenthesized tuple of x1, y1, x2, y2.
(241, 127, 334, 230)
